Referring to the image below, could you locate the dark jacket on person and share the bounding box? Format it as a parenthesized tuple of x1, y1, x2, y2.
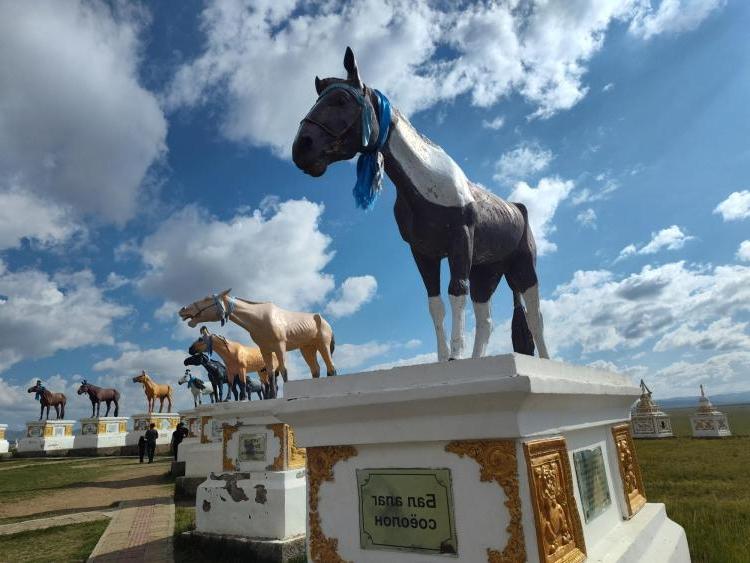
(171, 426, 188, 446)
(144, 428, 159, 443)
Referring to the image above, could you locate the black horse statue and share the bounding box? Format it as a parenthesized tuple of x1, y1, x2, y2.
(77, 380, 120, 417)
(183, 353, 263, 401)
(293, 47, 545, 362)
(27, 382, 66, 420)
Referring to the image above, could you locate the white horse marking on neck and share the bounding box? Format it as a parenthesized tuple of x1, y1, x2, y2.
(388, 114, 475, 208)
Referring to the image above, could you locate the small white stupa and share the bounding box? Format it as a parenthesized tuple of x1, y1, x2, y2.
(630, 379, 674, 439)
(690, 384, 731, 438)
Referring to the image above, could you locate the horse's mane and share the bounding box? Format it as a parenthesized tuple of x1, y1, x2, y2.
(236, 297, 267, 305)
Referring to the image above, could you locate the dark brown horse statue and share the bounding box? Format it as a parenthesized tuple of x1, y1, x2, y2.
(27, 382, 66, 420)
(77, 380, 120, 417)
(293, 47, 547, 362)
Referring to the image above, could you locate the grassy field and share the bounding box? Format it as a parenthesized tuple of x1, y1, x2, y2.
(636, 405, 750, 563)
(0, 457, 134, 505)
(0, 520, 109, 563)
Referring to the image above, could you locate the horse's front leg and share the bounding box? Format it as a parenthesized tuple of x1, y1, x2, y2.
(411, 248, 449, 362)
(447, 227, 473, 360)
(261, 350, 278, 398)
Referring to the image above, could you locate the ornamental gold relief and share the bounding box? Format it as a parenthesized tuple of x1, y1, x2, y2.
(267, 424, 307, 471)
(307, 445, 357, 563)
(445, 439, 525, 563)
(200, 416, 211, 444)
(222, 423, 239, 471)
(523, 437, 586, 563)
(611, 424, 647, 518)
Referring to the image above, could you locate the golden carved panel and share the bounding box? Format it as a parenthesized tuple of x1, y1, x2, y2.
(307, 445, 357, 563)
(611, 424, 647, 518)
(98, 422, 107, 434)
(65, 425, 73, 436)
(524, 437, 586, 563)
(0, 429, 5, 440)
(267, 424, 307, 471)
(445, 439, 525, 563)
(119, 422, 127, 434)
(44, 425, 54, 437)
(222, 423, 239, 471)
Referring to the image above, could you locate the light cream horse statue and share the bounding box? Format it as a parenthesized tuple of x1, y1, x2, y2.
(132, 370, 173, 413)
(189, 328, 279, 399)
(179, 290, 336, 394)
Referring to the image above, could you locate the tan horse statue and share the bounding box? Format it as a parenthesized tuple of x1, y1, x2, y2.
(179, 290, 336, 394)
(189, 328, 279, 399)
(132, 370, 173, 413)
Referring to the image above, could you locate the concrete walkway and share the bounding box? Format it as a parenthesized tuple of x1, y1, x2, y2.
(87, 496, 174, 563)
(0, 509, 114, 536)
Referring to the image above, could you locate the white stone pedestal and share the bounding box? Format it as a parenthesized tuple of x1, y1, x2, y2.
(195, 400, 307, 543)
(74, 417, 129, 450)
(16, 420, 76, 454)
(126, 412, 181, 446)
(277, 354, 690, 563)
(0, 424, 9, 454)
(178, 405, 222, 478)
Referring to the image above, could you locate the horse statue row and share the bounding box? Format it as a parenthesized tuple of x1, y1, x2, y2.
(183, 352, 263, 403)
(132, 371, 173, 413)
(77, 380, 120, 417)
(27, 381, 66, 420)
(292, 47, 549, 361)
(188, 327, 279, 399)
(179, 292, 337, 399)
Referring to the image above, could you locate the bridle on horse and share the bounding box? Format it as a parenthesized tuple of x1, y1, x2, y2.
(301, 83, 377, 151)
(192, 294, 236, 327)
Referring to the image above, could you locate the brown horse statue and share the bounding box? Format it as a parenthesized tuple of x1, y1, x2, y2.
(77, 380, 120, 417)
(132, 370, 173, 413)
(179, 290, 336, 393)
(27, 382, 66, 420)
(188, 329, 279, 400)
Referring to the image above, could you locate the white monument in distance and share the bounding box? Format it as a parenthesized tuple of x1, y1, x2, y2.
(630, 380, 674, 439)
(690, 385, 731, 438)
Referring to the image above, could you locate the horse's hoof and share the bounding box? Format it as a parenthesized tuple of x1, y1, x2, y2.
(448, 357, 456, 361)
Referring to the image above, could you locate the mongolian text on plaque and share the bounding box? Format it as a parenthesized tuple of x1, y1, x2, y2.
(573, 445, 611, 522)
(238, 432, 267, 462)
(357, 468, 458, 555)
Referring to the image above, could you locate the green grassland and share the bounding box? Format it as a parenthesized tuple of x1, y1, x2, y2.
(0, 520, 109, 563)
(636, 405, 750, 563)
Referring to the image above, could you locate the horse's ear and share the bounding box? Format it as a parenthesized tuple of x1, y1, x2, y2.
(344, 46, 363, 89)
(315, 76, 324, 95)
(220, 288, 231, 296)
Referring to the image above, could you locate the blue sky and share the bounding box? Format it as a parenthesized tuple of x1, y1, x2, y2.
(1, 0, 749, 429)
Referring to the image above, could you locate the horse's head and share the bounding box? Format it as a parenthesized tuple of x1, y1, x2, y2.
(188, 335, 209, 356)
(132, 371, 149, 384)
(27, 383, 42, 394)
(179, 289, 231, 328)
(292, 47, 380, 178)
(183, 353, 205, 367)
(178, 372, 189, 385)
(77, 382, 90, 395)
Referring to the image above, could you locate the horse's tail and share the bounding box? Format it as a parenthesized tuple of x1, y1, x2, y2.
(60, 394, 66, 418)
(511, 291, 535, 356)
(330, 331, 335, 355)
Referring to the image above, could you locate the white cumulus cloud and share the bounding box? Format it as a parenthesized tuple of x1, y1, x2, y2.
(737, 240, 750, 262)
(494, 142, 554, 184)
(714, 190, 750, 221)
(0, 262, 129, 372)
(618, 225, 694, 259)
(508, 177, 574, 255)
(325, 275, 378, 318)
(0, 1, 166, 225)
(165, 0, 721, 157)
(629, 0, 726, 40)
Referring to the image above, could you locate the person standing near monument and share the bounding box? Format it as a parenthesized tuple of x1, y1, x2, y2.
(138, 434, 146, 463)
(144, 423, 158, 463)
(170, 422, 188, 461)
